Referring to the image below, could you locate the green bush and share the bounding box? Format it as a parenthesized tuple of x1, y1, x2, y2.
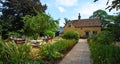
(97, 31, 115, 45)
(63, 31, 80, 40)
(40, 44, 62, 60)
(0, 40, 31, 64)
(88, 31, 115, 45)
(43, 30, 54, 38)
(32, 33, 39, 40)
(7, 32, 22, 38)
(90, 44, 120, 64)
(40, 39, 76, 61)
(52, 39, 76, 53)
(88, 35, 98, 45)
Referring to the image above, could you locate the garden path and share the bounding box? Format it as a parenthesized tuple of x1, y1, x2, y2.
(59, 39, 91, 64)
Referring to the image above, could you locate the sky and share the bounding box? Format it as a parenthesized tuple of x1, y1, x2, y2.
(41, 0, 120, 27)
(0, 0, 119, 27)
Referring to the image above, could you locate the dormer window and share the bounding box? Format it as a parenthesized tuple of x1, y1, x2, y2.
(68, 22, 71, 27)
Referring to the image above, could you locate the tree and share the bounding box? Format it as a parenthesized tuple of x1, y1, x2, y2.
(89, 10, 108, 19)
(94, 0, 120, 11)
(0, 0, 47, 39)
(107, 13, 120, 41)
(64, 18, 70, 25)
(22, 11, 59, 36)
(89, 9, 116, 30)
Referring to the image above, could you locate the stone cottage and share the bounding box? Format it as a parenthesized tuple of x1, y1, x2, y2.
(64, 13, 101, 38)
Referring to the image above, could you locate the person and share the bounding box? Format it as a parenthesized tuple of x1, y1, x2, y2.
(47, 35, 52, 42)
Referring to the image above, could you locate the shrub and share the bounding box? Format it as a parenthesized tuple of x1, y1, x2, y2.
(7, 32, 22, 38)
(90, 44, 120, 64)
(88, 31, 115, 45)
(63, 31, 80, 40)
(52, 39, 76, 53)
(40, 44, 62, 60)
(32, 33, 39, 40)
(88, 35, 98, 45)
(96, 31, 115, 45)
(43, 30, 54, 38)
(39, 39, 76, 61)
(0, 40, 31, 64)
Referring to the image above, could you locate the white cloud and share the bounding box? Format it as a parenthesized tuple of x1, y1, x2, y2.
(58, 7, 66, 13)
(75, 0, 108, 18)
(75, 0, 120, 18)
(56, 0, 78, 6)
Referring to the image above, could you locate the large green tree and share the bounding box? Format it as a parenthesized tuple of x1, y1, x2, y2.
(0, 0, 47, 39)
(107, 13, 120, 41)
(23, 11, 59, 36)
(89, 9, 116, 30)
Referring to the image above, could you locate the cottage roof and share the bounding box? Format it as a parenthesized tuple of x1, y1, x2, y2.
(71, 18, 101, 27)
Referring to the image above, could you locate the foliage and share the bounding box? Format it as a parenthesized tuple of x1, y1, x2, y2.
(89, 9, 108, 19)
(90, 44, 120, 64)
(23, 12, 59, 36)
(88, 35, 98, 45)
(88, 31, 115, 45)
(0, 40, 31, 64)
(64, 18, 70, 25)
(97, 31, 115, 45)
(7, 31, 22, 38)
(32, 33, 39, 40)
(0, 0, 47, 39)
(107, 13, 120, 41)
(94, 0, 120, 11)
(63, 31, 80, 40)
(0, 39, 77, 63)
(89, 9, 116, 30)
(40, 39, 76, 61)
(43, 30, 55, 38)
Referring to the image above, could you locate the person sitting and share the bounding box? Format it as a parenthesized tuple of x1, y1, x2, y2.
(44, 35, 52, 43)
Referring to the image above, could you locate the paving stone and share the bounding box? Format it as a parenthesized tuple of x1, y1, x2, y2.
(59, 39, 91, 64)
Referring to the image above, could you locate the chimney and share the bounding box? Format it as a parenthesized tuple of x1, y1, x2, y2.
(78, 13, 81, 20)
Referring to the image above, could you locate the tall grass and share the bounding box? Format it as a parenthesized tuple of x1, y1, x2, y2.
(0, 39, 77, 64)
(0, 39, 31, 64)
(90, 44, 120, 64)
(89, 31, 120, 64)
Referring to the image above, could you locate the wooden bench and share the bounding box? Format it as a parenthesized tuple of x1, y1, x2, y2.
(10, 37, 26, 44)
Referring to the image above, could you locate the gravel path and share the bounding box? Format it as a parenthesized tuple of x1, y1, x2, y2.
(59, 39, 91, 64)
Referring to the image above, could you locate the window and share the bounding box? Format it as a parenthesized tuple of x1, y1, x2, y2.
(93, 31, 97, 35)
(85, 31, 90, 38)
(68, 23, 71, 27)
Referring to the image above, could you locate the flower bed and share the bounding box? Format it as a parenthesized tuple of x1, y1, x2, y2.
(39, 39, 77, 64)
(0, 39, 77, 64)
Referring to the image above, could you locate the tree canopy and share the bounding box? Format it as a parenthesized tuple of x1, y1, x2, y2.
(89, 9, 116, 30)
(90, 9, 120, 41)
(107, 13, 120, 41)
(0, 0, 47, 39)
(23, 11, 59, 36)
(89, 10, 108, 20)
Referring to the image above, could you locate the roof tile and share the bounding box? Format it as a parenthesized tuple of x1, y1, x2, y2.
(71, 18, 101, 27)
